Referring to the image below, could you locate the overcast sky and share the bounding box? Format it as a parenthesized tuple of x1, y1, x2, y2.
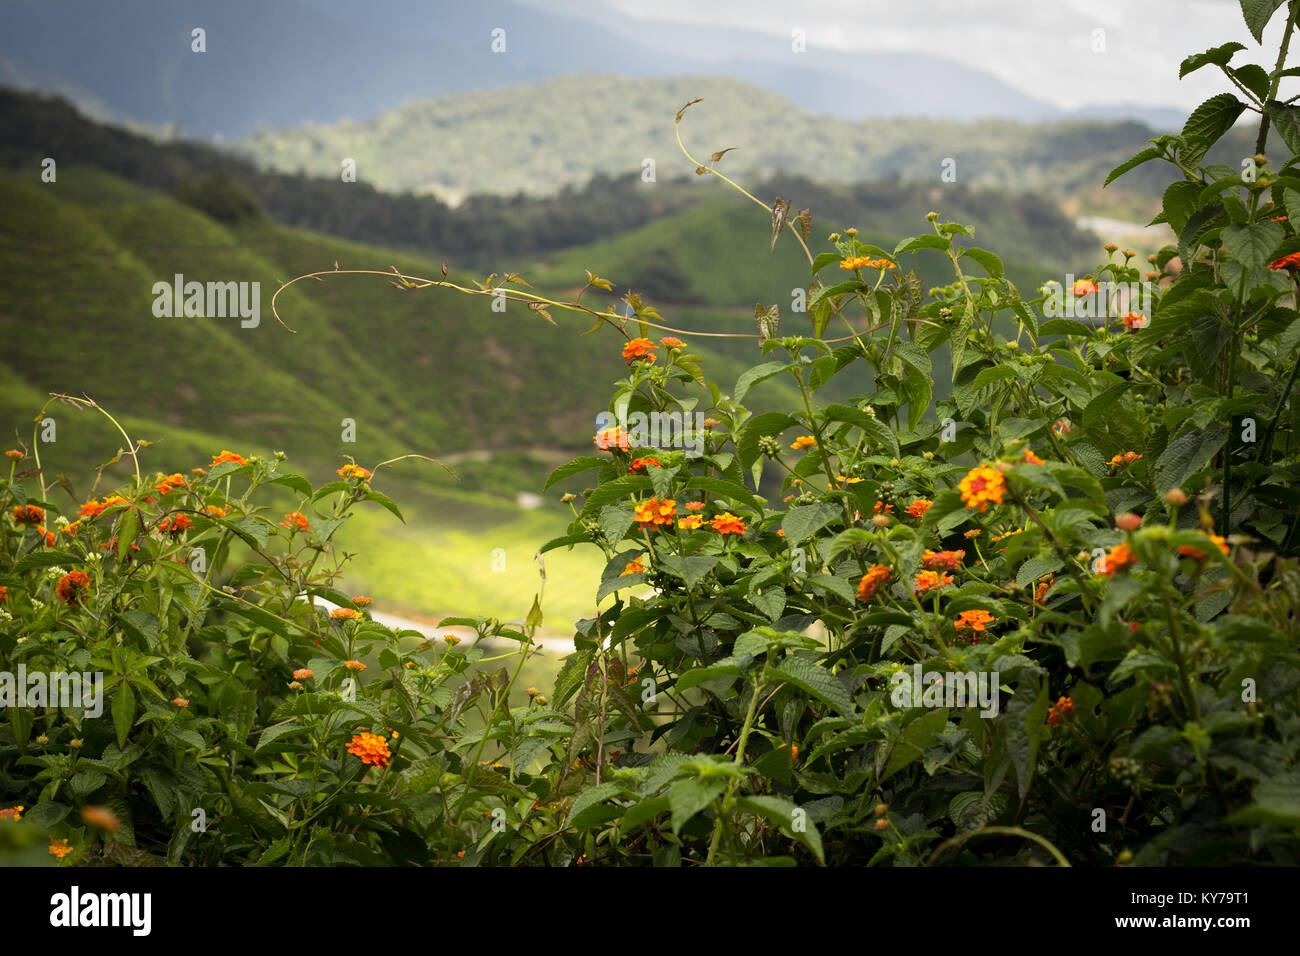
(525, 0, 1296, 111)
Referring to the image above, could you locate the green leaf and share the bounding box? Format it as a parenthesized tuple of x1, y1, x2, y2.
(1225, 780, 1300, 826)
(676, 657, 748, 691)
(1153, 425, 1229, 494)
(116, 507, 138, 561)
(112, 683, 135, 749)
(13, 550, 83, 573)
(824, 404, 900, 457)
(578, 475, 653, 518)
(811, 251, 842, 274)
(736, 795, 824, 864)
(364, 489, 404, 523)
(1267, 99, 1300, 155)
(659, 554, 719, 590)
(881, 710, 949, 782)
(268, 473, 312, 496)
(961, 247, 1004, 278)
(893, 234, 950, 256)
(1181, 94, 1246, 154)
(1179, 41, 1247, 78)
(770, 658, 853, 716)
(566, 781, 625, 828)
(1105, 146, 1162, 186)
(971, 365, 1019, 391)
(782, 503, 839, 543)
(544, 456, 607, 490)
(734, 361, 790, 402)
(736, 413, 797, 477)
(1222, 220, 1285, 271)
(1240, 0, 1287, 43)
(668, 777, 727, 835)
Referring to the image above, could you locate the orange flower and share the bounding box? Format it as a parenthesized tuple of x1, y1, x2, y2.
(620, 557, 645, 576)
(1108, 451, 1143, 467)
(684, 500, 706, 512)
(173, 697, 189, 708)
(1121, 311, 1148, 331)
(332, 608, 361, 621)
(158, 514, 192, 535)
(953, 609, 995, 642)
(280, 511, 311, 532)
(62, 521, 80, 537)
(593, 427, 631, 452)
(210, 450, 248, 467)
(206, 505, 229, 518)
(0, 585, 7, 605)
(1034, 574, 1054, 604)
(11, 504, 43, 526)
(55, 570, 91, 605)
(912, 569, 954, 595)
(101, 495, 131, 509)
(1178, 534, 1229, 560)
(1047, 695, 1075, 726)
(634, 497, 677, 529)
(4, 449, 22, 460)
(922, 549, 965, 571)
(36, 526, 55, 548)
(444, 635, 461, 646)
(1053, 418, 1071, 436)
(1021, 449, 1044, 465)
(906, 499, 933, 519)
(352, 596, 372, 606)
(0, 805, 22, 822)
(710, 512, 746, 535)
(343, 660, 367, 671)
(1098, 541, 1137, 576)
(659, 336, 685, 348)
(790, 435, 816, 450)
(337, 463, 373, 481)
(856, 564, 893, 601)
(1073, 278, 1097, 296)
(154, 472, 187, 494)
(872, 500, 893, 515)
(959, 465, 1006, 513)
(678, 515, 704, 530)
(346, 732, 391, 768)
(629, 457, 661, 474)
(621, 337, 658, 364)
(1268, 251, 1300, 270)
(963, 529, 982, 539)
(48, 838, 73, 859)
(78, 499, 106, 519)
(293, 668, 313, 679)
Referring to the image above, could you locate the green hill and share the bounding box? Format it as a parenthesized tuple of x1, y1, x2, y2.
(236, 72, 1267, 212)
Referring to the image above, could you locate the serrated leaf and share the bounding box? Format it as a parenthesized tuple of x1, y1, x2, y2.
(770, 658, 853, 716)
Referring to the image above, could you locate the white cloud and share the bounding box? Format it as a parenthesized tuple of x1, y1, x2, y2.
(528, 0, 1298, 111)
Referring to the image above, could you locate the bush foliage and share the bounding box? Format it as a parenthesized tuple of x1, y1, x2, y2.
(4, 0, 1300, 866)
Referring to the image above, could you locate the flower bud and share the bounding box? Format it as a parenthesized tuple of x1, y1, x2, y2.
(1165, 489, 1188, 506)
(872, 514, 890, 528)
(874, 803, 888, 816)
(873, 817, 890, 831)
(1115, 512, 1142, 531)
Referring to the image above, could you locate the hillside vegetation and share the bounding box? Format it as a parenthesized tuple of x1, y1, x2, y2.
(236, 73, 1265, 213)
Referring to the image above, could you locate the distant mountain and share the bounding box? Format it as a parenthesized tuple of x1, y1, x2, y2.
(234, 72, 1199, 201)
(1, 0, 1171, 143)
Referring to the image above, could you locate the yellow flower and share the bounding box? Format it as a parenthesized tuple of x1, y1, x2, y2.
(959, 465, 1006, 512)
